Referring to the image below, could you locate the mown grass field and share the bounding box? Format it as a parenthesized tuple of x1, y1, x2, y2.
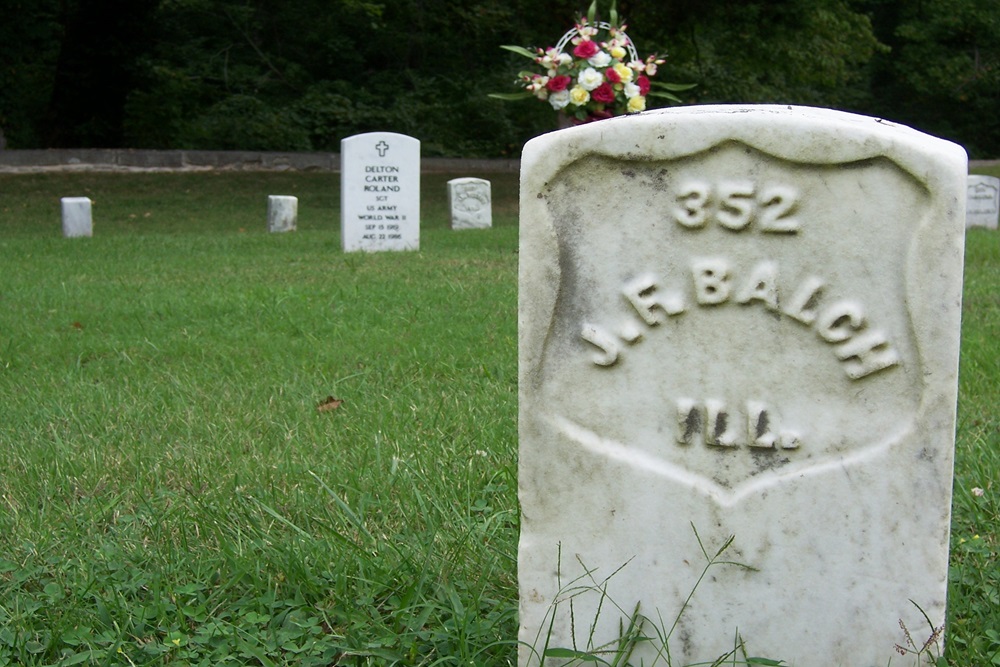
(0, 166, 996, 666)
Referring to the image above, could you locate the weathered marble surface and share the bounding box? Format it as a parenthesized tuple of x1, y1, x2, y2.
(61, 197, 92, 238)
(518, 105, 966, 667)
(448, 177, 492, 229)
(267, 195, 297, 233)
(966, 174, 999, 229)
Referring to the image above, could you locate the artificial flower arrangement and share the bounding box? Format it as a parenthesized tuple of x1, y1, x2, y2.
(491, 1, 692, 123)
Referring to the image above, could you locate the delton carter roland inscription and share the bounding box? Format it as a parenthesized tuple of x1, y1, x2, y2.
(340, 132, 419, 252)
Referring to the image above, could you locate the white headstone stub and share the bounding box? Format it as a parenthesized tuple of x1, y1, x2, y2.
(518, 106, 966, 667)
(448, 177, 492, 229)
(61, 197, 93, 238)
(966, 174, 999, 229)
(340, 132, 420, 252)
(267, 195, 298, 233)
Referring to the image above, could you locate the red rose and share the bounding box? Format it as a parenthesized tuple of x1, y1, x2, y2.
(572, 39, 599, 59)
(637, 75, 651, 96)
(591, 82, 615, 104)
(546, 75, 572, 92)
(605, 67, 621, 84)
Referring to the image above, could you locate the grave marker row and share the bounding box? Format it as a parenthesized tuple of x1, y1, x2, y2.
(56, 132, 492, 242)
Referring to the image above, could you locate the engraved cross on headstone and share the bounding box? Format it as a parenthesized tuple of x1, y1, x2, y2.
(376, 141, 389, 157)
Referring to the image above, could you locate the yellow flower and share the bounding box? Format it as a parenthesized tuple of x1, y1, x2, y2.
(609, 46, 626, 60)
(569, 86, 590, 105)
(613, 63, 634, 83)
(627, 95, 646, 112)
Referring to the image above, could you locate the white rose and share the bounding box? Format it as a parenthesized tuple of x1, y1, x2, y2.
(623, 82, 641, 99)
(548, 89, 571, 110)
(588, 51, 611, 68)
(577, 67, 604, 91)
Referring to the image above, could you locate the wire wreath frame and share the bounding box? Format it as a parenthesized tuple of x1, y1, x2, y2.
(554, 21, 639, 63)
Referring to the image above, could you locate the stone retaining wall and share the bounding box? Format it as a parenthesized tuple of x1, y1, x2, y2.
(0, 148, 993, 174)
(0, 149, 521, 173)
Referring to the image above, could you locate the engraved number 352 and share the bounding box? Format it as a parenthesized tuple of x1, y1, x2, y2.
(672, 180, 800, 233)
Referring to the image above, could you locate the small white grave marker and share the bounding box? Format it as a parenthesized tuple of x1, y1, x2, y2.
(340, 132, 420, 252)
(518, 106, 966, 667)
(448, 177, 492, 229)
(61, 197, 93, 237)
(267, 195, 297, 233)
(966, 174, 999, 229)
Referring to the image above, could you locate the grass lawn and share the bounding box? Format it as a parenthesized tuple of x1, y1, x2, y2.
(0, 167, 996, 666)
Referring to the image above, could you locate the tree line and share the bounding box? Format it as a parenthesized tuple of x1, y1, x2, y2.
(1, 0, 997, 157)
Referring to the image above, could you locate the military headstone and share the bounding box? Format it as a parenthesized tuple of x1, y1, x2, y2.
(966, 174, 999, 229)
(448, 177, 492, 229)
(340, 132, 420, 252)
(518, 105, 966, 667)
(61, 197, 93, 238)
(267, 195, 298, 233)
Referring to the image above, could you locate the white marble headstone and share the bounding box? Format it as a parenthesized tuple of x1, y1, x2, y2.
(518, 106, 966, 667)
(448, 177, 492, 229)
(966, 174, 999, 229)
(267, 195, 297, 233)
(340, 132, 420, 252)
(61, 197, 93, 238)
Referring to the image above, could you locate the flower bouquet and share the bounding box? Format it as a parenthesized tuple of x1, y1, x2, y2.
(491, 1, 693, 124)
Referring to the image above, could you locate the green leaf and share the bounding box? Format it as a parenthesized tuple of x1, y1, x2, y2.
(499, 45, 537, 59)
(56, 650, 96, 666)
(647, 91, 683, 103)
(24, 640, 45, 654)
(251, 497, 312, 539)
(747, 658, 785, 666)
(651, 82, 698, 92)
(587, 0, 597, 24)
(239, 641, 277, 667)
(487, 93, 533, 101)
(544, 647, 610, 664)
(43, 582, 63, 599)
(308, 471, 375, 543)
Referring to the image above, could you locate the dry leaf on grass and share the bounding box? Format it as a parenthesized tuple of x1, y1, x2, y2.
(316, 396, 343, 413)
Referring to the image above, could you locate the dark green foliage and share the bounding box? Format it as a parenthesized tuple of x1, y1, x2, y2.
(860, 0, 1000, 157)
(0, 0, 64, 147)
(628, 0, 884, 106)
(0, 2, 999, 156)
